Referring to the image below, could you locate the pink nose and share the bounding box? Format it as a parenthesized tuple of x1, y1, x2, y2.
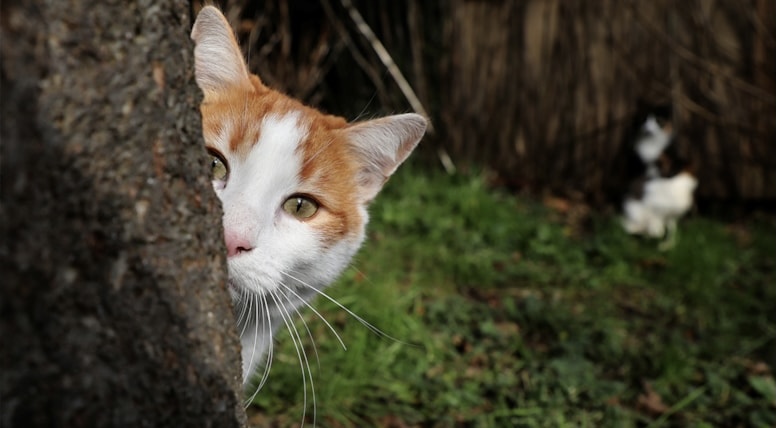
(224, 231, 253, 257)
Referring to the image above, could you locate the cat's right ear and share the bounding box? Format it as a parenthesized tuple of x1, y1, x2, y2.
(191, 6, 253, 97)
(343, 113, 427, 203)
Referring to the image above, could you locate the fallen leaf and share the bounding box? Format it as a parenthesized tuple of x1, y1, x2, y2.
(637, 381, 668, 415)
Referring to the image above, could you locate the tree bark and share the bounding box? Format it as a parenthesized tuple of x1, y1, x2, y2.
(1, 1, 245, 426)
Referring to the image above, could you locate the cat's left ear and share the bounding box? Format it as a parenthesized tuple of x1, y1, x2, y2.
(191, 6, 253, 97)
(344, 113, 427, 202)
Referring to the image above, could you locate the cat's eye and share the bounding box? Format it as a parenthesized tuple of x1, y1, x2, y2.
(209, 151, 228, 181)
(282, 195, 319, 219)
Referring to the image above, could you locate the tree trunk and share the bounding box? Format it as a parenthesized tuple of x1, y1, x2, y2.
(1, 1, 245, 426)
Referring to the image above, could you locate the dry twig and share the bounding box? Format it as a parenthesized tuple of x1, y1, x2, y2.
(338, 0, 434, 130)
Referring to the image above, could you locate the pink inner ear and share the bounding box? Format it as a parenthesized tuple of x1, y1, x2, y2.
(191, 6, 253, 96)
(344, 113, 427, 202)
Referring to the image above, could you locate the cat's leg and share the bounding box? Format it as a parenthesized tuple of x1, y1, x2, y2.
(646, 211, 665, 238)
(658, 218, 678, 251)
(622, 199, 646, 234)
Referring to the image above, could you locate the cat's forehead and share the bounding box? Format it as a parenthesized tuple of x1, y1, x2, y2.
(201, 85, 365, 242)
(200, 85, 363, 212)
(201, 87, 347, 159)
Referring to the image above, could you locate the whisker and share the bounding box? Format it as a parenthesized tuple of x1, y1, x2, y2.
(246, 294, 261, 374)
(285, 270, 414, 347)
(352, 91, 378, 122)
(276, 283, 323, 370)
(273, 285, 322, 428)
(237, 289, 253, 339)
(242, 292, 264, 408)
(234, 293, 247, 328)
(245, 291, 274, 406)
(301, 136, 339, 171)
(255, 292, 274, 390)
(236, 288, 252, 335)
(277, 278, 347, 351)
(269, 289, 315, 427)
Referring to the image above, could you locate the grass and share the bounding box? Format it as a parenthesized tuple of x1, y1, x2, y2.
(247, 166, 776, 427)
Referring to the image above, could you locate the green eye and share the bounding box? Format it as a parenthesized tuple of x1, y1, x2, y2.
(210, 153, 228, 181)
(282, 195, 319, 219)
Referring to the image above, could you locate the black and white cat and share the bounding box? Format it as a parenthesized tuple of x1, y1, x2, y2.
(622, 109, 698, 249)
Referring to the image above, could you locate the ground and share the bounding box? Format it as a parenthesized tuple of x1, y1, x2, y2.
(247, 166, 776, 428)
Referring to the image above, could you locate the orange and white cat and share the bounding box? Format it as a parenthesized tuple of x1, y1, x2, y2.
(191, 6, 426, 385)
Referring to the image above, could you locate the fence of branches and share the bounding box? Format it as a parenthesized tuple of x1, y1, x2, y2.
(211, 0, 776, 204)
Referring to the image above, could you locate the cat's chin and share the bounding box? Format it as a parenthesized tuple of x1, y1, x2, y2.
(227, 278, 266, 305)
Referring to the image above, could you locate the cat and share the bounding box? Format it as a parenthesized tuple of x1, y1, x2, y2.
(621, 112, 697, 250)
(190, 6, 426, 386)
(633, 114, 674, 179)
(622, 168, 698, 249)
(622, 106, 676, 182)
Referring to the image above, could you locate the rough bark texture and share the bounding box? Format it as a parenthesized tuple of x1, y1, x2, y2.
(1, 1, 245, 426)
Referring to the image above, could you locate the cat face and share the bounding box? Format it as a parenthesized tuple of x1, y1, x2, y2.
(191, 6, 426, 382)
(201, 85, 369, 311)
(636, 114, 674, 166)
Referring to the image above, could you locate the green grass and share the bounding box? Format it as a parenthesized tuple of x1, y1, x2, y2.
(247, 166, 776, 427)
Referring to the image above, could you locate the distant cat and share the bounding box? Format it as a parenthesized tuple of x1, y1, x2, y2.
(634, 114, 673, 179)
(190, 6, 426, 384)
(622, 169, 698, 249)
(621, 112, 697, 249)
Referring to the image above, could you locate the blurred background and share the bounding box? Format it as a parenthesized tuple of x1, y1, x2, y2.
(200, 0, 775, 426)
(207, 0, 775, 207)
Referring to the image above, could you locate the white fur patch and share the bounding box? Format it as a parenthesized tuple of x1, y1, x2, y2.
(622, 172, 698, 237)
(216, 112, 311, 295)
(635, 115, 672, 166)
